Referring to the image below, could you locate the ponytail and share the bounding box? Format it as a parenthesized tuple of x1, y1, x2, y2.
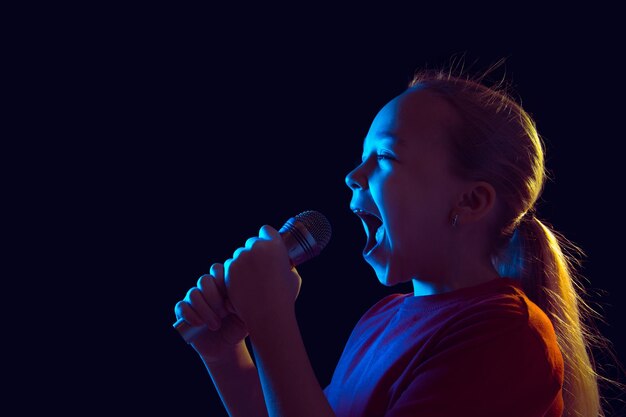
(497, 214, 603, 416)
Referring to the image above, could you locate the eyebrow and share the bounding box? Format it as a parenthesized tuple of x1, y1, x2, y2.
(361, 133, 406, 161)
(378, 133, 405, 146)
(361, 133, 405, 152)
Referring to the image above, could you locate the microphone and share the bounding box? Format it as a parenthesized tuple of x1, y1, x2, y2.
(173, 210, 332, 343)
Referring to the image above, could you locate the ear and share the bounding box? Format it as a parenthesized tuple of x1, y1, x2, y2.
(453, 181, 496, 226)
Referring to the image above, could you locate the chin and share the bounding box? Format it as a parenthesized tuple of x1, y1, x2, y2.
(376, 274, 394, 287)
(373, 261, 411, 287)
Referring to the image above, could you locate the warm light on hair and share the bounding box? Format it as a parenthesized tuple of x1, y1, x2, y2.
(409, 62, 622, 416)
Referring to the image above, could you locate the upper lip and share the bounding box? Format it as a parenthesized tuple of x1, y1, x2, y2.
(350, 205, 382, 222)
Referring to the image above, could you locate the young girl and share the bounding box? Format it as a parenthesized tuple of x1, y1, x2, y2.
(174, 69, 604, 416)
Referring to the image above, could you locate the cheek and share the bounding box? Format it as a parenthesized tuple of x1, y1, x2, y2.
(383, 198, 419, 247)
(376, 175, 439, 243)
(385, 193, 440, 248)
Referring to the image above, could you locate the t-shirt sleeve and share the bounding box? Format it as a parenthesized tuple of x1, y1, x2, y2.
(385, 299, 564, 417)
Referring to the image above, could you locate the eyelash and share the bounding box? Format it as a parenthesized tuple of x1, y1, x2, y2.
(359, 152, 396, 165)
(376, 153, 395, 161)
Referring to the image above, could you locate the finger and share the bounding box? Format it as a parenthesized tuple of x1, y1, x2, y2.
(209, 263, 224, 278)
(210, 264, 236, 315)
(245, 237, 260, 249)
(197, 274, 228, 318)
(186, 287, 221, 330)
(259, 224, 280, 240)
(224, 298, 237, 315)
(224, 258, 234, 277)
(224, 257, 239, 290)
(174, 300, 203, 327)
(209, 263, 227, 298)
(232, 247, 247, 259)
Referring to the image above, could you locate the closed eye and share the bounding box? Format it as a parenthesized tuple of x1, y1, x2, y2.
(359, 152, 397, 164)
(377, 153, 395, 161)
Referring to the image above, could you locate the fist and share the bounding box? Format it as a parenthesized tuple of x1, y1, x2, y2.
(224, 225, 302, 329)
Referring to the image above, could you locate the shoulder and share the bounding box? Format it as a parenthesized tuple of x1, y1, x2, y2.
(442, 281, 547, 335)
(437, 282, 563, 373)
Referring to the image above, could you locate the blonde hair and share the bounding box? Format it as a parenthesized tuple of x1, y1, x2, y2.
(409, 62, 621, 416)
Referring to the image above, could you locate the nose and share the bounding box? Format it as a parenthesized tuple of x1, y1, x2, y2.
(345, 163, 366, 191)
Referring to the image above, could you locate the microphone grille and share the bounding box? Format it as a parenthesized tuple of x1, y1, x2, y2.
(294, 210, 332, 250)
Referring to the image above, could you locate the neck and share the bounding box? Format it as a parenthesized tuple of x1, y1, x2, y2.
(411, 263, 500, 297)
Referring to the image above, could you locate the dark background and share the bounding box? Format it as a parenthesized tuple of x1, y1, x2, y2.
(13, 5, 625, 416)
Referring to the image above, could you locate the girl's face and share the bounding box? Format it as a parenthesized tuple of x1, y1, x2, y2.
(345, 87, 468, 286)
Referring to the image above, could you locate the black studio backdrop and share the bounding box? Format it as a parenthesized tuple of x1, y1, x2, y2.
(19, 8, 625, 416)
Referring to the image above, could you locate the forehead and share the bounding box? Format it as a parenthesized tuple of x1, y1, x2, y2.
(364, 87, 458, 151)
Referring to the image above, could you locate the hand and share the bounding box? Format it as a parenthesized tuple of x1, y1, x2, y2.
(174, 263, 249, 362)
(224, 225, 302, 331)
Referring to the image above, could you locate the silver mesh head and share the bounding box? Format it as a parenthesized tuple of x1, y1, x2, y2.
(293, 210, 332, 251)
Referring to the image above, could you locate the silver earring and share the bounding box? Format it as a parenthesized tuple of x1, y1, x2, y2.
(452, 214, 459, 227)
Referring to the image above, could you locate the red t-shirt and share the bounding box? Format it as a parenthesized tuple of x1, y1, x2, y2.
(323, 277, 564, 417)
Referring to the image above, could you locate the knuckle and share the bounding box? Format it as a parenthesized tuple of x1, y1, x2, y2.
(184, 288, 194, 301)
(224, 258, 233, 268)
(175, 301, 196, 323)
(209, 263, 223, 276)
(185, 287, 201, 303)
(197, 274, 211, 288)
(174, 300, 186, 316)
(232, 247, 247, 259)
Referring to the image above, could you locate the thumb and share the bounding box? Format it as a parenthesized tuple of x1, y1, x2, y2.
(290, 266, 303, 300)
(259, 224, 280, 240)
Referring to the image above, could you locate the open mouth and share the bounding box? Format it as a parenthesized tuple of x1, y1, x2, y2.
(352, 208, 384, 255)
